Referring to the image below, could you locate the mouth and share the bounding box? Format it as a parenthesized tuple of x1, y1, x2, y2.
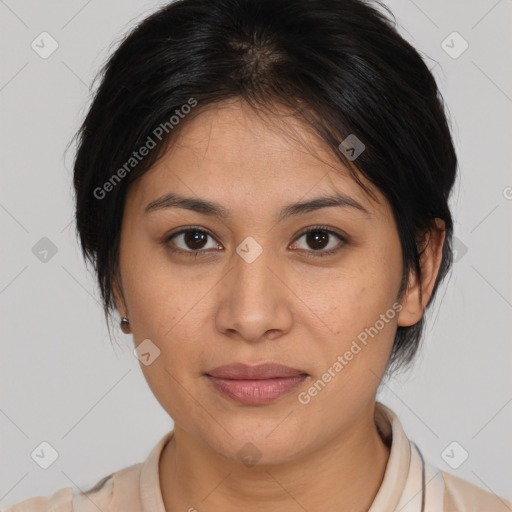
(205, 363, 309, 405)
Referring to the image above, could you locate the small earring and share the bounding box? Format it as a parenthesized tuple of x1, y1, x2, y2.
(120, 316, 131, 334)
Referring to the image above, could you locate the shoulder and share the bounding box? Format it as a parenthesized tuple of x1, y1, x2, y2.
(4, 463, 142, 512)
(3, 487, 73, 512)
(442, 470, 512, 511)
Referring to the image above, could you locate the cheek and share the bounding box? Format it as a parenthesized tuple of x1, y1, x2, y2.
(121, 245, 217, 391)
(295, 239, 402, 386)
(302, 244, 401, 335)
(294, 259, 400, 427)
(120, 233, 201, 337)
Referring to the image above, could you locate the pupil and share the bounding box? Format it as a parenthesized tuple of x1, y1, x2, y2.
(185, 231, 207, 249)
(307, 230, 328, 250)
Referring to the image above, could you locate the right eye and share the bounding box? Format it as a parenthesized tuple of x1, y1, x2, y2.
(164, 227, 223, 256)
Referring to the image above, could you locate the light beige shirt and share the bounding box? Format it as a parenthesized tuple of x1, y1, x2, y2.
(6, 403, 512, 511)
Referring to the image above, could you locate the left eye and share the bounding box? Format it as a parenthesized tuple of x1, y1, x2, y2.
(290, 227, 346, 256)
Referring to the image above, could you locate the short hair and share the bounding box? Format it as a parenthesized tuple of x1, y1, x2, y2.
(72, 0, 458, 375)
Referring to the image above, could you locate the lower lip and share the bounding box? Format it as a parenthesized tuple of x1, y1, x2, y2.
(206, 374, 308, 405)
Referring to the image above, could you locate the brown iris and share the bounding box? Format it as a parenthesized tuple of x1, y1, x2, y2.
(305, 230, 329, 250)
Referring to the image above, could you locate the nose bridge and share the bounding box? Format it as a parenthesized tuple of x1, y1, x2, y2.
(215, 236, 292, 340)
(232, 237, 277, 304)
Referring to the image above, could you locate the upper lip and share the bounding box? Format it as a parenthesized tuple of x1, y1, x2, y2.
(206, 363, 307, 380)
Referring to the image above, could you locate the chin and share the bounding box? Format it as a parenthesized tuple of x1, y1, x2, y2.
(200, 424, 311, 468)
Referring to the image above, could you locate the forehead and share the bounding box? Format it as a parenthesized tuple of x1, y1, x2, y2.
(126, 98, 386, 217)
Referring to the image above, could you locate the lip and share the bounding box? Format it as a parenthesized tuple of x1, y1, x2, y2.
(206, 362, 306, 379)
(205, 363, 308, 405)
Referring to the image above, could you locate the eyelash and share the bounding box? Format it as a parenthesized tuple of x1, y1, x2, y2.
(162, 225, 347, 259)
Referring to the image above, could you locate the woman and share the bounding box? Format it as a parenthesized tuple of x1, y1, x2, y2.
(7, 0, 511, 510)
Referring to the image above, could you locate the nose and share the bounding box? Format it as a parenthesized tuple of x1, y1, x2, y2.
(214, 243, 294, 343)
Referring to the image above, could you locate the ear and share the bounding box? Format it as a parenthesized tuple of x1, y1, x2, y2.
(397, 218, 446, 327)
(111, 271, 128, 317)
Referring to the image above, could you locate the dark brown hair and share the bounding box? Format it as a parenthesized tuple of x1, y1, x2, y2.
(72, 0, 457, 391)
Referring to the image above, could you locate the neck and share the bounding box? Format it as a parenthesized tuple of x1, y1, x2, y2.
(159, 403, 390, 512)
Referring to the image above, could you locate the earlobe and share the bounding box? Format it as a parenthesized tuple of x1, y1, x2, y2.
(397, 219, 446, 328)
(397, 268, 423, 327)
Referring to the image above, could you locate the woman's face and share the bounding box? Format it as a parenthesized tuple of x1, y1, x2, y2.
(115, 98, 415, 464)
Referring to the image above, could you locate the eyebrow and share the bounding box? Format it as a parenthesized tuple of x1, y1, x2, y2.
(144, 192, 370, 221)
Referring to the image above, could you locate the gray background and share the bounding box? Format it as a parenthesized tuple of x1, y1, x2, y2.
(1, 0, 511, 507)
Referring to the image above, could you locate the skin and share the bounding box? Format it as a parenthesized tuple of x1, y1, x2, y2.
(112, 98, 445, 512)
